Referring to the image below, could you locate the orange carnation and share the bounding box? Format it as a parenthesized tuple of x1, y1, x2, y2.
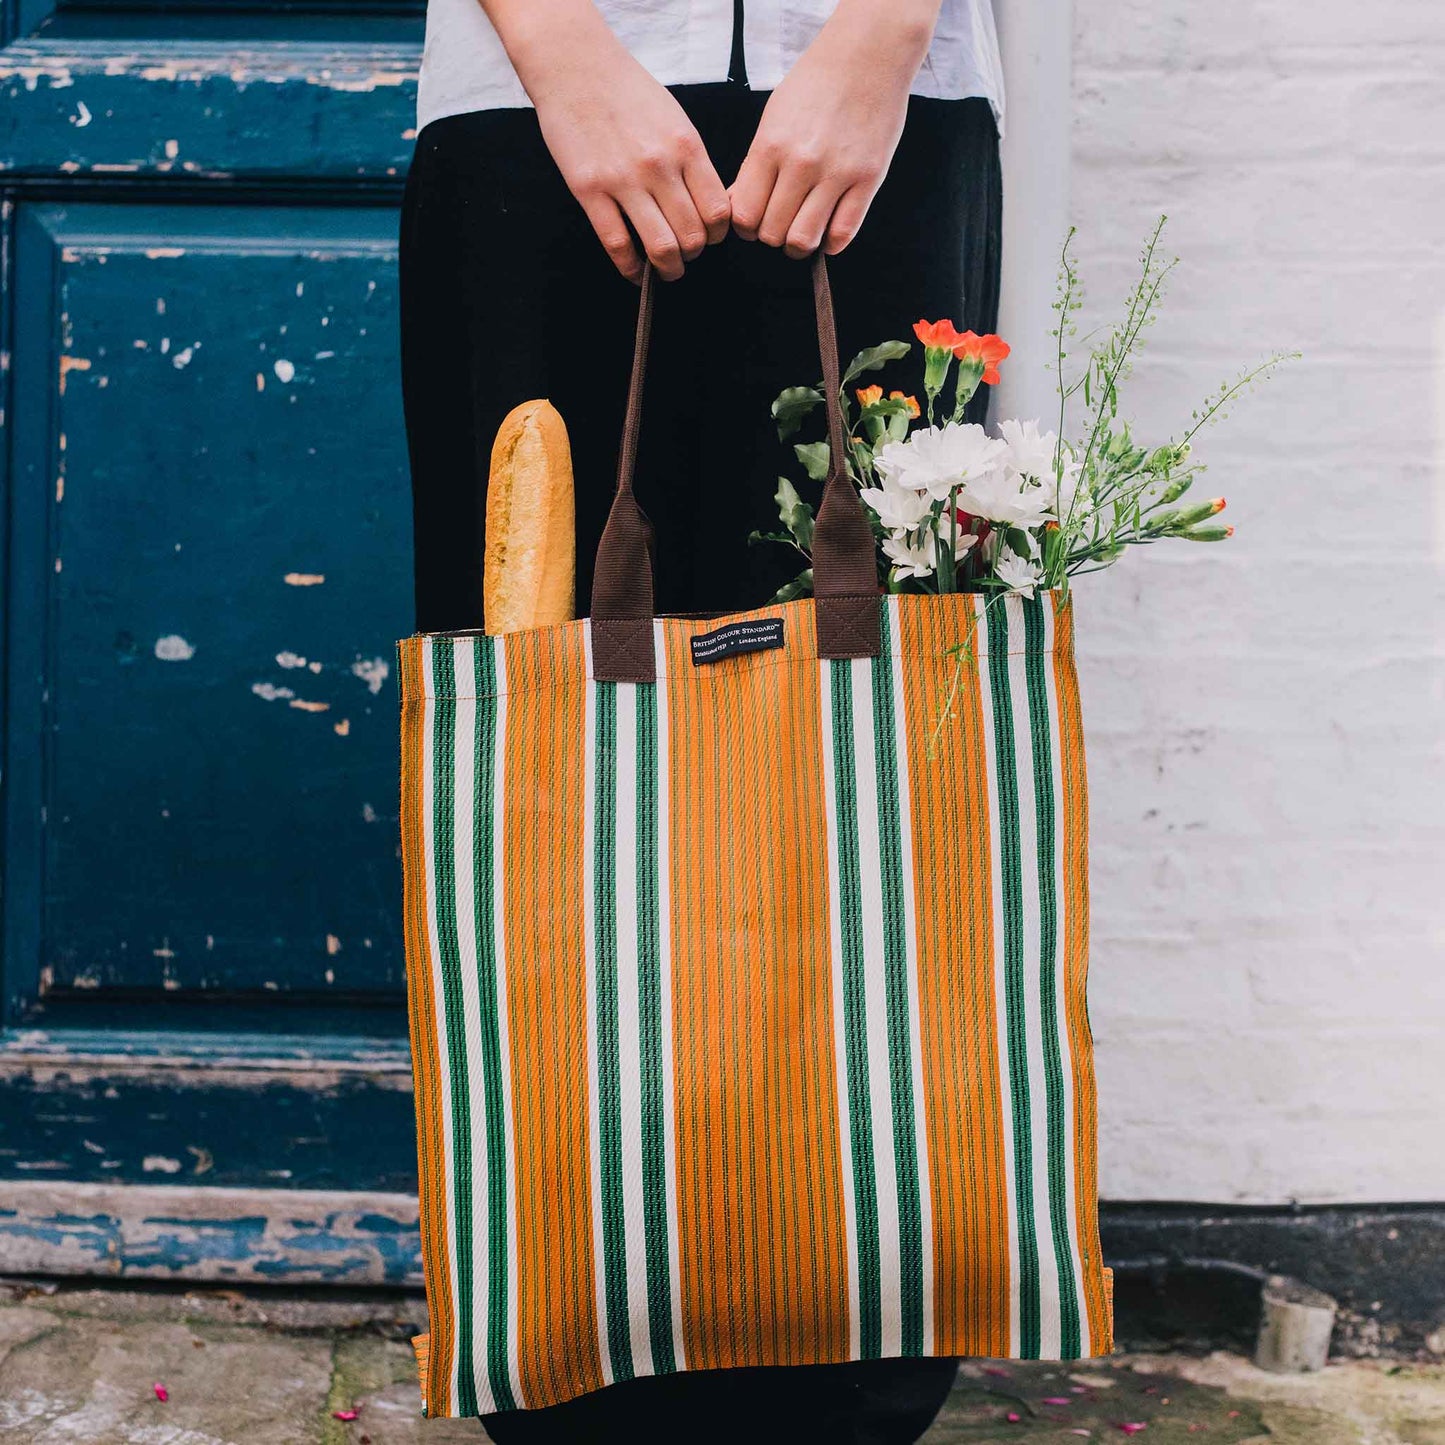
(889, 390, 921, 418)
(913, 319, 970, 351)
(855, 384, 884, 406)
(952, 331, 1011, 385)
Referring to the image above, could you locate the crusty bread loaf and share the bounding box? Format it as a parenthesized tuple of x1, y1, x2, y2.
(483, 400, 575, 635)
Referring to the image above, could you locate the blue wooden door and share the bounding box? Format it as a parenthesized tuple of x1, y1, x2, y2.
(0, 0, 425, 1279)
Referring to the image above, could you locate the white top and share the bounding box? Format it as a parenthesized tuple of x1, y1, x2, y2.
(417, 0, 1005, 135)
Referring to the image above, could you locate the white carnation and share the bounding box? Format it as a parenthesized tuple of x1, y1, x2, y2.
(997, 418, 1059, 481)
(994, 552, 1044, 599)
(881, 530, 938, 581)
(860, 483, 931, 532)
(874, 424, 1008, 503)
(954, 467, 1056, 528)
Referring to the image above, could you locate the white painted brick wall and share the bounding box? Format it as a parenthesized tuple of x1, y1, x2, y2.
(1068, 0, 1445, 1203)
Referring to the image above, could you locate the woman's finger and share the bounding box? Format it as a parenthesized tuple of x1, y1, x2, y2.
(822, 179, 879, 256)
(652, 172, 711, 263)
(727, 148, 778, 242)
(682, 150, 733, 247)
(782, 183, 844, 260)
(754, 160, 816, 251)
(619, 190, 686, 281)
(579, 192, 644, 282)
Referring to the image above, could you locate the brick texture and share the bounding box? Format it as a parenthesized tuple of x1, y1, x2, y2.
(1068, 0, 1445, 1203)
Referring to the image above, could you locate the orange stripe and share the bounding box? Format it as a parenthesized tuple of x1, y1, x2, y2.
(398, 637, 455, 1416)
(665, 601, 851, 1371)
(1052, 595, 1111, 1354)
(501, 621, 605, 1407)
(897, 594, 1012, 1358)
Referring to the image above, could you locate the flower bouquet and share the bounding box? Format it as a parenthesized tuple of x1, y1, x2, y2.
(755, 219, 1289, 610)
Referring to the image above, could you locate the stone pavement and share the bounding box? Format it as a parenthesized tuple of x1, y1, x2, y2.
(1, 1282, 1442, 1444)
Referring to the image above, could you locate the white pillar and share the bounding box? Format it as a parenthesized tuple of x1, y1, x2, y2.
(991, 0, 1075, 427)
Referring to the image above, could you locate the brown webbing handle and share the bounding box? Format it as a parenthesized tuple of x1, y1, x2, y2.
(590, 252, 882, 683)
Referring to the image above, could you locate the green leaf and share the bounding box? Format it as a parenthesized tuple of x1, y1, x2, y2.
(771, 385, 822, 440)
(1004, 526, 1034, 559)
(771, 567, 815, 602)
(860, 396, 913, 419)
(793, 441, 831, 481)
(843, 340, 911, 385)
(774, 476, 816, 551)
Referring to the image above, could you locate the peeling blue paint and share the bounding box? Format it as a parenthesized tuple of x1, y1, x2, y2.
(0, 1191, 423, 1284)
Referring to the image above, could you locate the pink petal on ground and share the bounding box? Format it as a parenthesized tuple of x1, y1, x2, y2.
(332, 1409, 360, 1421)
(1117, 1425, 1148, 1436)
(985, 1366, 1013, 1377)
(1007, 1412, 1022, 1423)
(153, 1384, 168, 1403)
(1070, 1433, 1092, 1439)
(1071, 1385, 1089, 1394)
(1043, 1396, 1073, 1404)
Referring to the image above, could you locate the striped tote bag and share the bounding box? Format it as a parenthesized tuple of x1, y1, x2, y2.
(398, 257, 1113, 1419)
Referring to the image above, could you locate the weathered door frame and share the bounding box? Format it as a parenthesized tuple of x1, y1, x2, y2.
(0, 2, 426, 1283)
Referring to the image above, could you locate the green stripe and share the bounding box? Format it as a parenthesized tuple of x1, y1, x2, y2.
(985, 600, 1043, 1357)
(472, 638, 516, 1410)
(428, 641, 477, 1414)
(591, 680, 633, 1379)
(829, 658, 883, 1358)
(1021, 599, 1083, 1358)
(871, 604, 926, 1354)
(634, 679, 678, 1374)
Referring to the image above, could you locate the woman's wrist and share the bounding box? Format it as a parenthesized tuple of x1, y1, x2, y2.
(822, 0, 941, 71)
(482, 0, 625, 103)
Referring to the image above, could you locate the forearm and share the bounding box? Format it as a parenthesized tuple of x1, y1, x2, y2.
(816, 0, 943, 78)
(475, 0, 625, 101)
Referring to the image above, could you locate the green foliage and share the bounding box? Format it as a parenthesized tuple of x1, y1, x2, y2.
(843, 340, 912, 385)
(793, 441, 832, 481)
(769, 567, 815, 603)
(774, 476, 816, 552)
(771, 385, 822, 440)
(1043, 217, 1296, 591)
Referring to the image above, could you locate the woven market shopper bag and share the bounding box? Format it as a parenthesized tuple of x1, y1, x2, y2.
(398, 256, 1113, 1419)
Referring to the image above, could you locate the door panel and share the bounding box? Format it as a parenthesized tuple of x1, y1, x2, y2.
(0, 0, 427, 1267)
(0, 42, 417, 183)
(19, 203, 406, 999)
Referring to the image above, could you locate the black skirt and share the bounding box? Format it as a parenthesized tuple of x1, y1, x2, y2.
(398, 80, 1000, 1445)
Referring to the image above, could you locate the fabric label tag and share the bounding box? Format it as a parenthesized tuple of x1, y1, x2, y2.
(690, 616, 785, 666)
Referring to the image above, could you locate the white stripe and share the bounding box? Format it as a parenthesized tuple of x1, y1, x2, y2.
(977, 596, 1021, 1356)
(419, 641, 462, 1412)
(580, 624, 615, 1386)
(447, 640, 492, 1403)
(614, 680, 655, 1377)
(849, 653, 904, 1356)
(818, 655, 862, 1358)
(1042, 599, 1089, 1351)
(489, 638, 522, 1404)
(653, 620, 686, 1371)
(887, 596, 936, 1353)
(1005, 595, 1064, 1358)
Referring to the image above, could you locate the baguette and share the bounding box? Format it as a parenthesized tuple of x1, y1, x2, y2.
(483, 399, 576, 634)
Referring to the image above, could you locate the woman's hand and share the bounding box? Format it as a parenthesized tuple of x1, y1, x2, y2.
(493, 2, 731, 283)
(729, 0, 940, 258)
